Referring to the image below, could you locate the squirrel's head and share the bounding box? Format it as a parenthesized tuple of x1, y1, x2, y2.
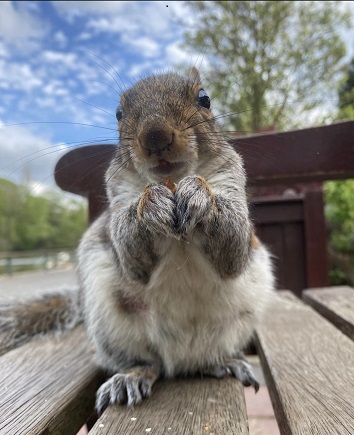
(115, 68, 221, 183)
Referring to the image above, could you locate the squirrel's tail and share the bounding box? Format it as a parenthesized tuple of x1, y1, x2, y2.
(0, 289, 82, 356)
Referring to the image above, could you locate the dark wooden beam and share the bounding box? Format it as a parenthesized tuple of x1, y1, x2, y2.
(55, 120, 354, 196)
(232, 120, 354, 185)
(55, 145, 115, 196)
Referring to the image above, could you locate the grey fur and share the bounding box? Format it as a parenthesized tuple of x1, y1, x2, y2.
(0, 71, 275, 415)
(0, 288, 81, 355)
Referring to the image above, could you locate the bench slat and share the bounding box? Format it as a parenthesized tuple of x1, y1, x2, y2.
(303, 286, 354, 340)
(256, 292, 354, 435)
(0, 326, 102, 435)
(90, 377, 249, 435)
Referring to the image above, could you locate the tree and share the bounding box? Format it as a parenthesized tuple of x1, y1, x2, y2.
(183, 1, 351, 132)
(337, 57, 354, 119)
(0, 178, 87, 252)
(0, 179, 22, 250)
(324, 58, 354, 256)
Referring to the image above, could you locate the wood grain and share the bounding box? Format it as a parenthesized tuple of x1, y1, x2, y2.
(0, 326, 102, 435)
(55, 121, 354, 197)
(256, 292, 354, 435)
(90, 376, 250, 435)
(303, 286, 354, 340)
(303, 191, 329, 288)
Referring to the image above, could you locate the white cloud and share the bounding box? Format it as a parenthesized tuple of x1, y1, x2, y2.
(122, 36, 160, 59)
(52, 1, 127, 16)
(42, 50, 78, 66)
(0, 124, 66, 187)
(0, 1, 48, 45)
(42, 80, 69, 97)
(0, 41, 9, 58)
(77, 32, 93, 41)
(83, 2, 183, 39)
(164, 41, 207, 70)
(53, 31, 68, 48)
(0, 60, 43, 92)
(52, 1, 188, 59)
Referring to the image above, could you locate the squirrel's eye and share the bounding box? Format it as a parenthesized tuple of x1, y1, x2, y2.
(116, 105, 123, 121)
(198, 89, 210, 109)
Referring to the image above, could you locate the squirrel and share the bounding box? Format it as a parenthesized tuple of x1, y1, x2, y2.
(0, 67, 274, 415)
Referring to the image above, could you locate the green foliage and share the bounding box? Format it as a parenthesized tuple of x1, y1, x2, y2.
(329, 267, 353, 286)
(0, 178, 87, 251)
(183, 0, 350, 132)
(324, 57, 354, 259)
(338, 58, 354, 108)
(337, 57, 354, 120)
(324, 180, 354, 253)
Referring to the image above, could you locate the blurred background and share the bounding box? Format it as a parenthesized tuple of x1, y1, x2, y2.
(0, 0, 353, 285)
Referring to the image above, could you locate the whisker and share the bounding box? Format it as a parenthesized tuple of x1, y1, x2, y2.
(3, 139, 118, 175)
(71, 97, 116, 118)
(92, 80, 120, 96)
(48, 147, 120, 193)
(87, 54, 124, 95)
(56, 150, 127, 199)
(88, 51, 127, 92)
(105, 154, 133, 185)
(4, 121, 118, 132)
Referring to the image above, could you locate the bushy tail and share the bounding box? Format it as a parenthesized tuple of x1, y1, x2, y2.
(0, 288, 82, 356)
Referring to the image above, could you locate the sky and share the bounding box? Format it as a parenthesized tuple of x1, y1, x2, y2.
(0, 1, 354, 196)
(0, 1, 200, 193)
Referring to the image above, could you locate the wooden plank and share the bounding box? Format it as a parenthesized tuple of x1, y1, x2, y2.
(303, 190, 329, 288)
(54, 144, 115, 195)
(256, 224, 285, 288)
(0, 326, 102, 435)
(54, 121, 354, 222)
(251, 196, 304, 224)
(282, 223, 306, 296)
(90, 377, 249, 435)
(55, 121, 354, 197)
(303, 286, 354, 340)
(255, 222, 306, 295)
(255, 292, 354, 435)
(233, 120, 354, 185)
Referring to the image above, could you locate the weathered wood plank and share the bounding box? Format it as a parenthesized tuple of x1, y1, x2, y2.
(90, 377, 249, 435)
(0, 326, 102, 435)
(55, 121, 354, 197)
(256, 292, 354, 435)
(303, 286, 354, 340)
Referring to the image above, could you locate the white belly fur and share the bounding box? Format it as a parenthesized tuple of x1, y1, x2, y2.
(144, 240, 274, 375)
(82, 235, 274, 376)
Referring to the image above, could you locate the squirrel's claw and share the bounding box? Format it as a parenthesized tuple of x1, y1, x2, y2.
(201, 358, 260, 393)
(95, 366, 159, 415)
(175, 175, 215, 235)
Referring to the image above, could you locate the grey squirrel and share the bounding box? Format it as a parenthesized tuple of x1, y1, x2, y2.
(0, 67, 274, 414)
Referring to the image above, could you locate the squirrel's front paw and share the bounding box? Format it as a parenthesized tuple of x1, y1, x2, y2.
(95, 366, 159, 415)
(175, 175, 215, 235)
(137, 184, 176, 237)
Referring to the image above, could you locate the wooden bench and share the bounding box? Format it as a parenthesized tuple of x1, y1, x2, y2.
(1, 288, 354, 434)
(1, 121, 354, 434)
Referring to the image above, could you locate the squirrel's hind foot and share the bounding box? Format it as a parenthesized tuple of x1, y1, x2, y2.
(202, 357, 259, 393)
(95, 365, 160, 415)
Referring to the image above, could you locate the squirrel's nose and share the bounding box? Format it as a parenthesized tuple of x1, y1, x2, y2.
(139, 127, 173, 156)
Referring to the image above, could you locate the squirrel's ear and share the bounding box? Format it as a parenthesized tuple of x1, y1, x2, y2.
(190, 67, 202, 85)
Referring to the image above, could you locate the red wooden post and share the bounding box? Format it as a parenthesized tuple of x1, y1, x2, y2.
(303, 189, 329, 288)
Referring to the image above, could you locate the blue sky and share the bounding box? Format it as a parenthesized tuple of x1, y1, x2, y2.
(0, 1, 354, 195)
(0, 1, 199, 192)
